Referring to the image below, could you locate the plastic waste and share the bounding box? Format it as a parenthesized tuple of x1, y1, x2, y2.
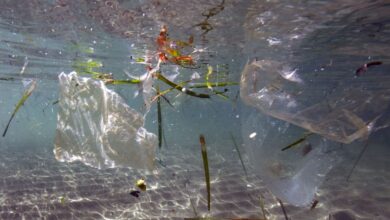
(54, 72, 157, 170)
(242, 111, 343, 206)
(240, 59, 390, 144)
(239, 59, 390, 206)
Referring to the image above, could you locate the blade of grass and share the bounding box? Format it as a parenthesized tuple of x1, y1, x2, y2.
(189, 198, 198, 217)
(277, 198, 289, 220)
(230, 132, 247, 177)
(0, 77, 15, 81)
(106, 79, 141, 85)
(150, 80, 191, 104)
(259, 194, 267, 220)
(281, 132, 313, 151)
(199, 134, 211, 211)
(206, 65, 213, 90)
(346, 140, 369, 181)
(3, 80, 37, 137)
(157, 86, 163, 149)
(160, 94, 174, 109)
(162, 126, 168, 148)
(189, 81, 238, 88)
(156, 72, 210, 98)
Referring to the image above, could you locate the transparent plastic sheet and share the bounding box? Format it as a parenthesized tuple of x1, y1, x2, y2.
(239, 59, 390, 207)
(240, 1, 390, 208)
(54, 72, 157, 170)
(242, 111, 344, 206)
(240, 60, 390, 144)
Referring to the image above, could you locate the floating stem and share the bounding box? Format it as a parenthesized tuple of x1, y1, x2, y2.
(346, 141, 369, 181)
(189, 81, 238, 88)
(230, 133, 247, 177)
(105, 79, 141, 85)
(259, 194, 267, 220)
(156, 85, 163, 149)
(281, 132, 313, 151)
(156, 72, 210, 98)
(199, 134, 211, 211)
(278, 198, 289, 220)
(3, 80, 37, 137)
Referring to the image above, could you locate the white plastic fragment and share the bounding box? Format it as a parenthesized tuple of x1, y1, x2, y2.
(54, 72, 157, 170)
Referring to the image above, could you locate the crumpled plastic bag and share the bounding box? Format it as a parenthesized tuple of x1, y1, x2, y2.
(242, 111, 344, 206)
(240, 59, 390, 144)
(54, 72, 157, 170)
(239, 59, 390, 206)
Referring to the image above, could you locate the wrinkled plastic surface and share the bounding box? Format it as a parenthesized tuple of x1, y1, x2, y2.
(240, 59, 390, 206)
(54, 72, 157, 170)
(240, 60, 390, 144)
(242, 111, 344, 206)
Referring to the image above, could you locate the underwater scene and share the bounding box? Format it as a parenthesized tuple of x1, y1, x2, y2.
(0, 0, 389, 219)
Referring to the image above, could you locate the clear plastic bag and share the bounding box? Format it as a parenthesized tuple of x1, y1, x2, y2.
(240, 60, 390, 144)
(240, 59, 390, 206)
(242, 111, 344, 206)
(54, 72, 157, 170)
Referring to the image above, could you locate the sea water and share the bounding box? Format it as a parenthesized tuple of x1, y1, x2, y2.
(0, 1, 389, 219)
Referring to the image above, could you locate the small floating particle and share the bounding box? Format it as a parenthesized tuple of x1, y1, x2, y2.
(302, 143, 313, 156)
(249, 132, 257, 139)
(136, 178, 146, 191)
(59, 196, 66, 205)
(310, 199, 319, 210)
(355, 61, 382, 76)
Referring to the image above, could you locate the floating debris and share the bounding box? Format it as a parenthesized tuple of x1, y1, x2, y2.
(188, 81, 238, 89)
(249, 132, 257, 139)
(206, 65, 214, 90)
(346, 140, 369, 181)
(129, 190, 141, 198)
(281, 132, 313, 151)
(259, 194, 268, 220)
(310, 199, 319, 210)
(19, 56, 28, 75)
(156, 85, 163, 149)
(156, 72, 210, 98)
(302, 143, 313, 156)
(59, 196, 66, 205)
(160, 94, 174, 109)
(156, 25, 196, 68)
(195, 0, 225, 36)
(3, 80, 37, 137)
(230, 133, 248, 177)
(189, 197, 198, 218)
(199, 134, 211, 211)
(355, 61, 382, 76)
(278, 198, 289, 220)
(136, 178, 147, 191)
(0, 77, 15, 81)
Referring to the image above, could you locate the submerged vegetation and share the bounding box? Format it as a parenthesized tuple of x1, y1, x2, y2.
(199, 134, 211, 211)
(281, 132, 313, 152)
(2, 80, 37, 137)
(278, 198, 289, 220)
(230, 133, 248, 177)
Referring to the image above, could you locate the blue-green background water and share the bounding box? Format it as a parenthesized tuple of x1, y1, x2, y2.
(0, 0, 389, 219)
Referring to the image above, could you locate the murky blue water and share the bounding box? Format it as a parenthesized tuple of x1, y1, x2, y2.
(0, 0, 389, 219)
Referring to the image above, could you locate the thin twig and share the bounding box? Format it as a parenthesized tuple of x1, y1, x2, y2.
(278, 199, 289, 220)
(199, 134, 211, 211)
(156, 72, 210, 98)
(230, 132, 248, 177)
(346, 140, 370, 181)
